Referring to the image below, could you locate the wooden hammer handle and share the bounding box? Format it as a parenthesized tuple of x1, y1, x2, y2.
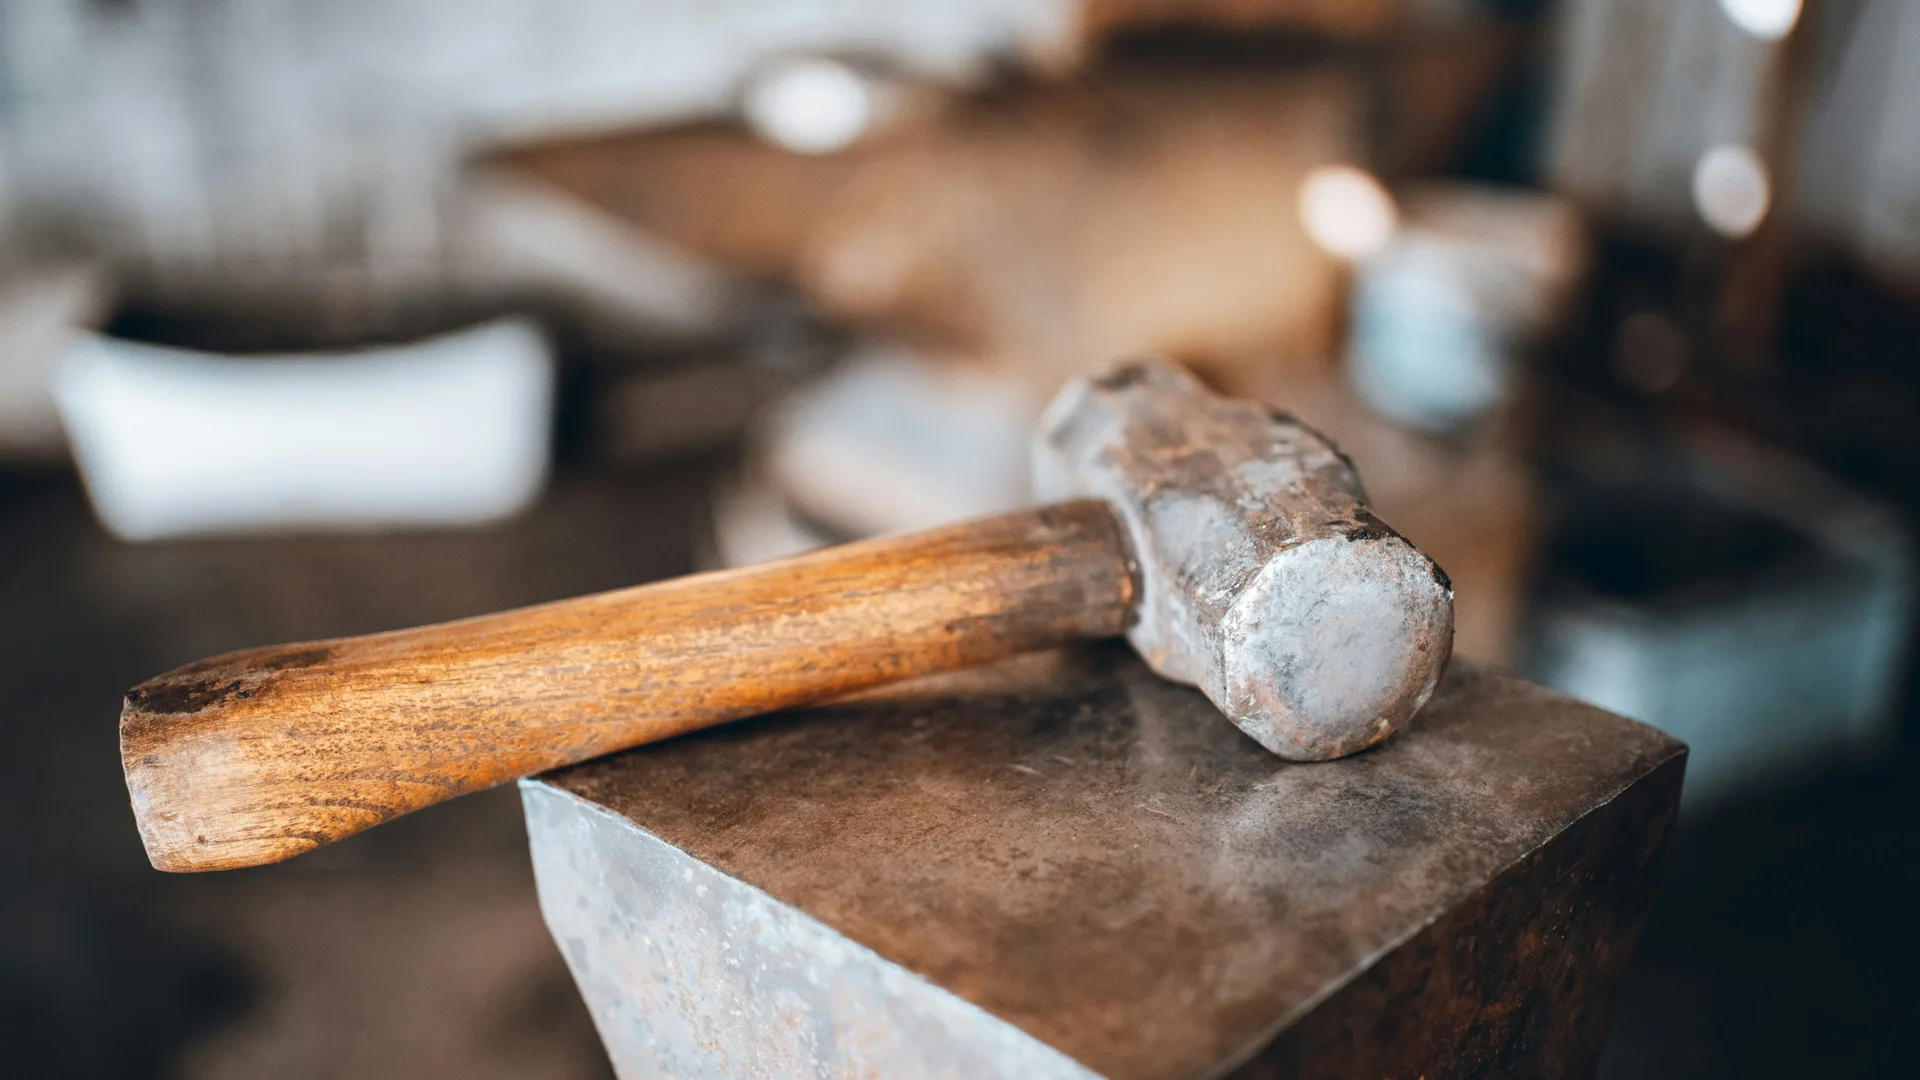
(122, 501, 1133, 872)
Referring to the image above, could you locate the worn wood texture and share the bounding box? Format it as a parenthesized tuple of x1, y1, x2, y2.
(121, 501, 1133, 873)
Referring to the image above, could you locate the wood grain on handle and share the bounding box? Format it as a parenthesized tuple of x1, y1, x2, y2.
(123, 501, 1135, 872)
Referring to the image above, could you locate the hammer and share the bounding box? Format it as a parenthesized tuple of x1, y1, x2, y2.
(122, 359, 1453, 872)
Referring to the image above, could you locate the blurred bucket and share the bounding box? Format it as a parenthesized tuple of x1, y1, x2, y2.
(1348, 184, 1585, 434)
(54, 317, 553, 540)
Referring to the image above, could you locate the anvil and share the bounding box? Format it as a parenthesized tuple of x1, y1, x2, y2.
(523, 645, 1683, 1079)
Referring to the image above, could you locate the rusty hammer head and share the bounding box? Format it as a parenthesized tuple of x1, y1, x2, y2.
(1034, 358, 1453, 761)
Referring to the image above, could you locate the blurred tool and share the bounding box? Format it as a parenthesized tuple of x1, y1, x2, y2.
(1347, 184, 1586, 434)
(54, 318, 553, 540)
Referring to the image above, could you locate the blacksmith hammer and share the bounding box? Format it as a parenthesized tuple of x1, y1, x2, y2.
(122, 358, 1453, 872)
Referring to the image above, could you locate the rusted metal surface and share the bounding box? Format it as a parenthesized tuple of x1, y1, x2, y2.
(1034, 358, 1454, 760)
(525, 645, 1683, 1080)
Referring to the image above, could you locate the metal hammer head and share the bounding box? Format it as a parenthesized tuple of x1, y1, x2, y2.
(1034, 358, 1453, 760)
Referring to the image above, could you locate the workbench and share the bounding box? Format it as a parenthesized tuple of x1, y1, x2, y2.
(523, 644, 1683, 1079)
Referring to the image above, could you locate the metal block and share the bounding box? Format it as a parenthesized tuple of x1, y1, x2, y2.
(524, 645, 1684, 1079)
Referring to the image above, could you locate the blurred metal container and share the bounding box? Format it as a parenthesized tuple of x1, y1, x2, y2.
(1520, 428, 1911, 806)
(1347, 184, 1585, 434)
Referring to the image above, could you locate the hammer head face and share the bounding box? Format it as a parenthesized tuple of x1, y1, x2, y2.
(1034, 359, 1453, 760)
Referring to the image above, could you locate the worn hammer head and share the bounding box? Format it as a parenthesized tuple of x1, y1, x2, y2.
(1034, 358, 1453, 760)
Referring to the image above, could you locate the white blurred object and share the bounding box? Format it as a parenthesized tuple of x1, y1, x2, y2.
(760, 348, 1033, 541)
(54, 317, 552, 541)
(1297, 165, 1397, 261)
(1348, 184, 1585, 433)
(1718, 0, 1801, 41)
(1691, 143, 1772, 238)
(742, 58, 884, 155)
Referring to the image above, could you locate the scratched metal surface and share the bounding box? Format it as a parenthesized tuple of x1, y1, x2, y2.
(526, 786, 1105, 1080)
(527, 645, 1684, 1080)
(1033, 359, 1454, 760)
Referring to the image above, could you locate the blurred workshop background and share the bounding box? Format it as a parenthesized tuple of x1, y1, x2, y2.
(2, 0, 1917, 1075)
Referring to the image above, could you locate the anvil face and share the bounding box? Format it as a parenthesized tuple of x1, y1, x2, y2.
(523, 645, 1683, 1080)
